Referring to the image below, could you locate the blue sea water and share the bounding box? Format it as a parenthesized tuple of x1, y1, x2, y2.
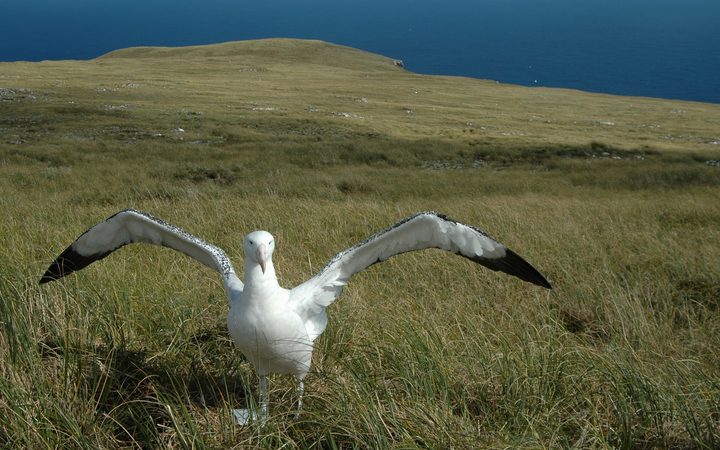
(1, 0, 718, 103)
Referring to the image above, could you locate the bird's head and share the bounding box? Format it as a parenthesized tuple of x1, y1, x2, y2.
(244, 231, 275, 274)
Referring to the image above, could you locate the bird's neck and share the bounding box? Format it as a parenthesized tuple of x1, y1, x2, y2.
(243, 259, 280, 296)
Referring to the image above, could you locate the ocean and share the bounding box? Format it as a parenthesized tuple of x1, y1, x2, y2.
(1, 0, 718, 103)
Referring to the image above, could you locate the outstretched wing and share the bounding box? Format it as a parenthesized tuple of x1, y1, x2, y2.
(39, 209, 242, 291)
(290, 211, 550, 339)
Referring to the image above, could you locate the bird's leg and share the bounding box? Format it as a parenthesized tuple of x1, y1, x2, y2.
(259, 374, 268, 426)
(294, 379, 304, 420)
(232, 376, 267, 426)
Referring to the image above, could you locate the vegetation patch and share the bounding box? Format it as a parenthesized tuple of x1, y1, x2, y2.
(336, 179, 373, 194)
(675, 276, 720, 311)
(621, 166, 720, 189)
(175, 164, 243, 185)
(339, 144, 392, 165)
(559, 307, 607, 339)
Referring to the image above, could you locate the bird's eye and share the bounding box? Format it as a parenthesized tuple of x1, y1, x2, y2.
(269, 240, 274, 245)
(249, 240, 254, 245)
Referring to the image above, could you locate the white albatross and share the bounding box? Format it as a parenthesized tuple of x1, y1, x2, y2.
(40, 209, 551, 424)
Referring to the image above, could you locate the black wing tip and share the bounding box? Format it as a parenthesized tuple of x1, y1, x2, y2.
(532, 273, 553, 289)
(39, 254, 77, 285)
(38, 247, 111, 285)
(503, 248, 552, 289)
(39, 272, 60, 284)
(39, 257, 72, 284)
(473, 248, 552, 289)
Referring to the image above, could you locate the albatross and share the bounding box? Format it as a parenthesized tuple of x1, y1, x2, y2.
(40, 209, 551, 424)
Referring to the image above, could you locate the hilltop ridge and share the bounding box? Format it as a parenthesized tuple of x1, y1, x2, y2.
(98, 38, 403, 72)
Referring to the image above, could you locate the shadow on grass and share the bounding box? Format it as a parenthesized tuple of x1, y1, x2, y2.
(38, 325, 250, 445)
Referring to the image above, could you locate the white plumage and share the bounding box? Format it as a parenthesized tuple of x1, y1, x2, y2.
(40, 209, 551, 424)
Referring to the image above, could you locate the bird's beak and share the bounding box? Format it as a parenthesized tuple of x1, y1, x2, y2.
(256, 244, 268, 274)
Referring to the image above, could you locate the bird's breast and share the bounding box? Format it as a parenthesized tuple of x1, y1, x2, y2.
(227, 295, 313, 376)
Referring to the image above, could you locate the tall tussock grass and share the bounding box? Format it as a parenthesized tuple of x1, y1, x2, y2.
(3, 159, 720, 448)
(3, 186, 719, 448)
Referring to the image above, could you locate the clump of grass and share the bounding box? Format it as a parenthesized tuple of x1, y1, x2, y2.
(338, 144, 392, 165)
(336, 179, 373, 194)
(674, 276, 720, 311)
(176, 165, 242, 185)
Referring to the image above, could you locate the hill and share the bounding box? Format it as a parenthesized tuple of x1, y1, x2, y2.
(3, 38, 719, 154)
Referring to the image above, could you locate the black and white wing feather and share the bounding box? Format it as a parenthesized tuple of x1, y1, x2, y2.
(290, 211, 550, 338)
(40, 209, 241, 290)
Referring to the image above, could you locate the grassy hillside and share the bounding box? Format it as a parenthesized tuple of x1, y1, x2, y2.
(1, 39, 719, 448)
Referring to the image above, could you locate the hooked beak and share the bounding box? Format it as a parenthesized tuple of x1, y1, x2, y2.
(256, 244, 268, 274)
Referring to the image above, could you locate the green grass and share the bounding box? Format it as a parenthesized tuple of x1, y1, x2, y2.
(1, 39, 720, 448)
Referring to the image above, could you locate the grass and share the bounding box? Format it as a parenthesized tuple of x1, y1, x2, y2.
(1, 38, 720, 448)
